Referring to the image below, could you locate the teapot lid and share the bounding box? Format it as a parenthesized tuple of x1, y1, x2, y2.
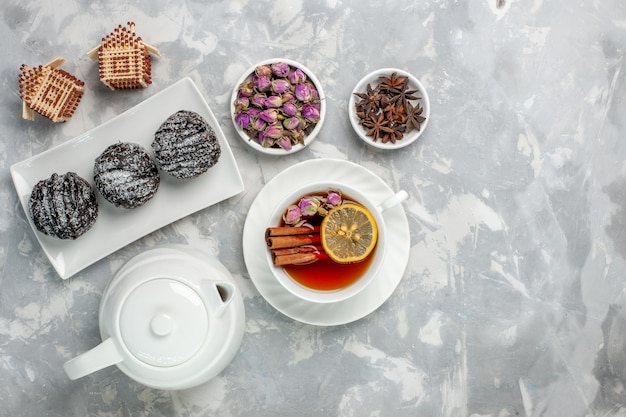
(119, 278, 208, 367)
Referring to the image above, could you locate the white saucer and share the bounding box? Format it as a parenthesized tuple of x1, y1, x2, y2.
(242, 159, 410, 326)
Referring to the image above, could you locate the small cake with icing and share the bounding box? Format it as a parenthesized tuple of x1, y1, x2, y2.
(152, 110, 221, 179)
(93, 142, 160, 209)
(29, 172, 98, 240)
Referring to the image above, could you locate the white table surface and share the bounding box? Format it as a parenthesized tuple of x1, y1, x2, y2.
(1, 1, 626, 416)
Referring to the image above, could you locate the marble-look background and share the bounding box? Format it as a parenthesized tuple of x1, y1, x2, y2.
(1, 0, 625, 416)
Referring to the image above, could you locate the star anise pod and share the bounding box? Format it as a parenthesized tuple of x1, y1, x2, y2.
(361, 112, 392, 142)
(378, 72, 408, 94)
(354, 83, 383, 116)
(381, 126, 404, 144)
(388, 87, 420, 112)
(405, 102, 426, 133)
(383, 103, 406, 125)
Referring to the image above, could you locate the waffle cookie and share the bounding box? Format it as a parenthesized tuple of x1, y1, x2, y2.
(88, 22, 160, 90)
(19, 57, 85, 122)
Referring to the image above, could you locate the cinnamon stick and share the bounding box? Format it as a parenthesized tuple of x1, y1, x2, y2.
(266, 233, 321, 249)
(272, 250, 329, 266)
(271, 245, 324, 256)
(265, 225, 320, 238)
(265, 226, 327, 265)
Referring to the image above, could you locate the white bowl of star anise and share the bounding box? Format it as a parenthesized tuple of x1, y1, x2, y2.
(348, 68, 430, 149)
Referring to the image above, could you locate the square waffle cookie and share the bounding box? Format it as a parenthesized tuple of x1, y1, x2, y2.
(88, 22, 160, 90)
(19, 57, 85, 122)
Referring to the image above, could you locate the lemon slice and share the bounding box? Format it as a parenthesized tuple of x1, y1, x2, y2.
(320, 203, 378, 264)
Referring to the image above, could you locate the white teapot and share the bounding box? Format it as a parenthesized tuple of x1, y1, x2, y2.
(64, 245, 245, 390)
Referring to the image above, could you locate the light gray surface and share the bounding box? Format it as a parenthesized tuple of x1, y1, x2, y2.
(1, 0, 626, 416)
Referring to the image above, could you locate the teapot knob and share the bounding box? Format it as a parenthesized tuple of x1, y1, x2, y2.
(151, 313, 174, 336)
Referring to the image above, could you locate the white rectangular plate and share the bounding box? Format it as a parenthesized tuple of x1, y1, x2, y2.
(10, 77, 244, 279)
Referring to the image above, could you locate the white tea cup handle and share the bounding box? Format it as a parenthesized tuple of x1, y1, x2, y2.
(377, 190, 409, 214)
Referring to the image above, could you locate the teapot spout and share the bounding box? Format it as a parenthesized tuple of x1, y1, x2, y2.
(206, 281, 236, 318)
(64, 337, 123, 380)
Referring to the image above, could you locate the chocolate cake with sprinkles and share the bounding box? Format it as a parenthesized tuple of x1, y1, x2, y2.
(152, 110, 221, 179)
(29, 172, 98, 240)
(93, 142, 160, 209)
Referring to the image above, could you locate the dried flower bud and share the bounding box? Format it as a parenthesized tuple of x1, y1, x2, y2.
(290, 129, 305, 145)
(294, 83, 312, 102)
(282, 102, 298, 117)
(301, 103, 320, 121)
(258, 130, 274, 147)
(234, 96, 250, 112)
(259, 109, 279, 123)
(253, 74, 271, 91)
(265, 95, 283, 108)
(251, 116, 266, 131)
(264, 124, 284, 139)
(251, 93, 267, 108)
(298, 197, 321, 217)
(235, 111, 250, 129)
(310, 84, 320, 101)
(283, 205, 301, 225)
(271, 62, 290, 78)
(277, 137, 293, 151)
(238, 81, 255, 97)
(281, 92, 295, 103)
(283, 116, 301, 131)
(289, 68, 307, 84)
(271, 79, 291, 94)
(327, 190, 342, 207)
(255, 64, 272, 78)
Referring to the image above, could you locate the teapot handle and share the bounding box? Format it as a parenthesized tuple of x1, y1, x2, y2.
(207, 281, 236, 318)
(64, 337, 123, 380)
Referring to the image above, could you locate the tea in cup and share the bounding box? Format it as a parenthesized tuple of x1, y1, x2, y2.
(265, 182, 407, 304)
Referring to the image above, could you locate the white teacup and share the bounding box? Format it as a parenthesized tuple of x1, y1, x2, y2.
(266, 182, 407, 304)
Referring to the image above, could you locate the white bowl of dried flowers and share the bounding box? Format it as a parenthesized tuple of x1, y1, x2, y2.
(349, 68, 430, 149)
(231, 58, 326, 155)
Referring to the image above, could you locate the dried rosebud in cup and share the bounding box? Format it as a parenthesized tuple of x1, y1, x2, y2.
(280, 189, 344, 227)
(233, 61, 322, 151)
(298, 196, 321, 217)
(326, 190, 342, 207)
(283, 205, 302, 225)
